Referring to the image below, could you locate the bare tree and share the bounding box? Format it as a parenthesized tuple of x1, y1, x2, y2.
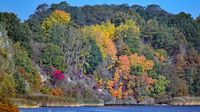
(63, 27, 90, 80)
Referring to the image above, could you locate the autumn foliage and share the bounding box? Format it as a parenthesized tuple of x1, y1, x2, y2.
(0, 102, 19, 112)
(42, 9, 71, 33)
(52, 69, 65, 80)
(129, 53, 154, 73)
(50, 87, 63, 96)
(107, 53, 155, 100)
(2, 2, 200, 107)
(83, 22, 117, 61)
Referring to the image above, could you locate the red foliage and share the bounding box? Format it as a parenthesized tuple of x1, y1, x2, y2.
(52, 69, 65, 80)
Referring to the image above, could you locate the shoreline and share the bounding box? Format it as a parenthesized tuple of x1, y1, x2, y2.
(18, 103, 105, 108)
(16, 96, 200, 108)
(18, 103, 200, 109)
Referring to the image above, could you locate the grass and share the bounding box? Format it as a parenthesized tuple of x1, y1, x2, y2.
(170, 97, 200, 105)
(10, 95, 103, 107)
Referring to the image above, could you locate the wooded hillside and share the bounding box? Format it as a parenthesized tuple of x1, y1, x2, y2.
(0, 2, 200, 108)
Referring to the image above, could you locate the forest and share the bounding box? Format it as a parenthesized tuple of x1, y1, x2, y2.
(0, 1, 200, 111)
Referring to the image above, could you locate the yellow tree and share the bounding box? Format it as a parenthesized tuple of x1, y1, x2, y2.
(42, 10, 71, 34)
(115, 19, 140, 40)
(83, 21, 117, 61)
(129, 53, 153, 73)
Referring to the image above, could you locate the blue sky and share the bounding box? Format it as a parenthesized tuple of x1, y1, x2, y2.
(0, 0, 200, 20)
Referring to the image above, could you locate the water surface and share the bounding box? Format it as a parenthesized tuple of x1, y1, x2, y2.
(20, 106, 200, 112)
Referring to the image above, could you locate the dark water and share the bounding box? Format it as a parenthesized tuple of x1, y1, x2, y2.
(20, 106, 200, 112)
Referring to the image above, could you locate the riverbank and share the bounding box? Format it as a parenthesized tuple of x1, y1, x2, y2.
(10, 95, 104, 108)
(12, 96, 200, 108)
(170, 97, 200, 106)
(18, 103, 104, 108)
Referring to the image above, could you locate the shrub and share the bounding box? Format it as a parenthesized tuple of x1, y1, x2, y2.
(50, 87, 63, 96)
(52, 69, 65, 80)
(0, 102, 19, 112)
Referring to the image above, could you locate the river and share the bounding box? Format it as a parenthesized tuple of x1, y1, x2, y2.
(20, 106, 200, 112)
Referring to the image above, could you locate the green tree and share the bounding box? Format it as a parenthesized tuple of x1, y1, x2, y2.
(39, 43, 66, 71)
(153, 76, 169, 95)
(14, 43, 42, 93)
(142, 18, 159, 42)
(191, 75, 200, 96)
(152, 24, 175, 51)
(48, 24, 68, 48)
(84, 38, 103, 74)
(0, 13, 32, 53)
(0, 24, 16, 98)
(169, 12, 200, 52)
(13, 73, 26, 94)
(115, 20, 141, 54)
(194, 16, 200, 52)
(26, 3, 50, 42)
(0, 71, 16, 98)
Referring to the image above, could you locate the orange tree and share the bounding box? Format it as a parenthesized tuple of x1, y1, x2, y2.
(107, 55, 130, 99)
(107, 53, 157, 101)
